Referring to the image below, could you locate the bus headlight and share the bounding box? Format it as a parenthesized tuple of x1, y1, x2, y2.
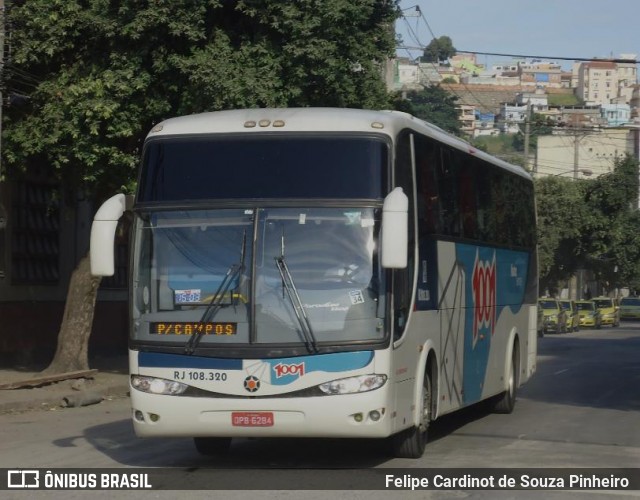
(131, 375, 189, 395)
(318, 374, 387, 395)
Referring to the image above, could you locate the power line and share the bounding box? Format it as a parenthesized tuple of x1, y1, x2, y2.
(400, 10, 497, 113)
(396, 8, 639, 151)
(398, 17, 467, 105)
(453, 50, 639, 65)
(397, 46, 639, 65)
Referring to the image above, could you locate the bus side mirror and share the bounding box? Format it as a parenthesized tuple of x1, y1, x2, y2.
(381, 187, 408, 269)
(90, 194, 132, 276)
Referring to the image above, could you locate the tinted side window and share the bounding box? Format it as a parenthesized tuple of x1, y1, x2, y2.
(437, 148, 461, 237)
(411, 133, 535, 249)
(499, 173, 536, 248)
(458, 156, 478, 240)
(476, 160, 495, 242)
(393, 132, 416, 340)
(415, 135, 442, 235)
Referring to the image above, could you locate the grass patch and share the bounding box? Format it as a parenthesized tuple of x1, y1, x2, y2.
(472, 134, 516, 155)
(548, 93, 582, 107)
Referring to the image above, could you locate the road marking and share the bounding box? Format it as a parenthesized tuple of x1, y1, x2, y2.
(554, 369, 569, 375)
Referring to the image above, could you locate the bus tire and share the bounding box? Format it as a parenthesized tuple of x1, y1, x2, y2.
(492, 341, 519, 414)
(390, 366, 432, 458)
(194, 437, 232, 456)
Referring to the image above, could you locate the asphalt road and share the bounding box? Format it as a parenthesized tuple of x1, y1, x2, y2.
(1, 322, 639, 499)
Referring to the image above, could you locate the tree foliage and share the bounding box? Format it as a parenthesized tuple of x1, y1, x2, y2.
(3, 0, 399, 200)
(421, 36, 455, 63)
(1, 0, 399, 372)
(392, 85, 460, 134)
(535, 175, 589, 291)
(582, 154, 640, 292)
(536, 154, 640, 294)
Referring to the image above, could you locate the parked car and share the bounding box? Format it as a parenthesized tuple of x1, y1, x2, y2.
(558, 299, 580, 332)
(619, 296, 640, 320)
(575, 300, 601, 329)
(538, 298, 567, 334)
(536, 304, 547, 337)
(592, 297, 620, 327)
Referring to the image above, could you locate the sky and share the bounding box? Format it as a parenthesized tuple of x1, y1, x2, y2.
(396, 0, 640, 70)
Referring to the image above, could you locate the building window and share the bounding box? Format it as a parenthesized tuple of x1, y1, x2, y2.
(11, 181, 60, 285)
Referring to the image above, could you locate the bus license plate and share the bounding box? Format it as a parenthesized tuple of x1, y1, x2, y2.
(231, 412, 274, 427)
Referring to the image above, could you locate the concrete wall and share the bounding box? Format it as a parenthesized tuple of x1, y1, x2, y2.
(535, 128, 634, 177)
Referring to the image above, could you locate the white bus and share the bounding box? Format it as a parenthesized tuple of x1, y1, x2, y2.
(91, 108, 537, 458)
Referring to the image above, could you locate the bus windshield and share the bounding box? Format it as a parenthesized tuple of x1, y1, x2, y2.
(131, 207, 385, 349)
(137, 135, 388, 202)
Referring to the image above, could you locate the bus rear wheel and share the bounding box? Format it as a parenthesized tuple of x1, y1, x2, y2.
(390, 367, 432, 458)
(194, 437, 232, 456)
(492, 342, 519, 414)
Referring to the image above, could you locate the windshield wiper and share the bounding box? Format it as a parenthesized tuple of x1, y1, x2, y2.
(274, 255, 319, 354)
(184, 230, 247, 355)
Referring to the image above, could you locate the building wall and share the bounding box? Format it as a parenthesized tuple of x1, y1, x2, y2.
(456, 104, 475, 134)
(601, 104, 631, 126)
(577, 61, 619, 106)
(0, 299, 128, 364)
(0, 177, 128, 359)
(397, 62, 420, 86)
(617, 58, 638, 91)
(535, 128, 634, 177)
(630, 85, 640, 120)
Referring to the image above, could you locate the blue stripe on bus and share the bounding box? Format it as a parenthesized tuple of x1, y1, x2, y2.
(137, 350, 374, 377)
(138, 351, 243, 370)
(455, 243, 529, 404)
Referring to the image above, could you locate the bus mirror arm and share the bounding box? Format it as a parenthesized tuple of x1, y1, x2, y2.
(381, 187, 408, 269)
(90, 193, 130, 276)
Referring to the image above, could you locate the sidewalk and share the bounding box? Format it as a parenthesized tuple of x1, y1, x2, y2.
(0, 355, 130, 413)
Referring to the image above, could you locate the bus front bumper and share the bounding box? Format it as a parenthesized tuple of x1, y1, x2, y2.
(130, 386, 395, 439)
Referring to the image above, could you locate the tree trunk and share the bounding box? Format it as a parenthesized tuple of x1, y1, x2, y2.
(42, 253, 102, 374)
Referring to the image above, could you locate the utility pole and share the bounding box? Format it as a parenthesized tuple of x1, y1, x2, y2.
(569, 116, 593, 179)
(573, 117, 583, 180)
(568, 115, 596, 299)
(574, 129, 580, 180)
(523, 101, 531, 172)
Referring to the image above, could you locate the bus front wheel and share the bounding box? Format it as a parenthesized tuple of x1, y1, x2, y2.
(390, 367, 432, 458)
(194, 437, 232, 456)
